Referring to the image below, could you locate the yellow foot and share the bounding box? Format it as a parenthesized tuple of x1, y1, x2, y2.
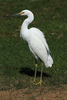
(33, 80, 42, 85)
(29, 79, 35, 83)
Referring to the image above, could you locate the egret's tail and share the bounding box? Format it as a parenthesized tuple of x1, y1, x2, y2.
(45, 55, 53, 68)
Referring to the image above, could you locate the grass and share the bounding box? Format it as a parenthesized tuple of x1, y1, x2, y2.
(0, 0, 67, 93)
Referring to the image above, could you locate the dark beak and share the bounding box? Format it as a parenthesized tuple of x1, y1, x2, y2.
(11, 13, 20, 17)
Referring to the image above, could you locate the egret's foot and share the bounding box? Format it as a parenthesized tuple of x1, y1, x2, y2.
(33, 80, 42, 85)
(30, 79, 36, 83)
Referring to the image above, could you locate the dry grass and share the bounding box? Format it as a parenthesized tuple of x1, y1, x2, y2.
(0, 85, 67, 100)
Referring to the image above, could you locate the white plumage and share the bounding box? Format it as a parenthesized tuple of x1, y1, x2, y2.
(11, 10, 53, 85)
(28, 28, 53, 68)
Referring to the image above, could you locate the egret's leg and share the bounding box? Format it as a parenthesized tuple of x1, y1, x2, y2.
(34, 63, 37, 81)
(33, 62, 43, 85)
(40, 62, 43, 84)
(30, 59, 37, 83)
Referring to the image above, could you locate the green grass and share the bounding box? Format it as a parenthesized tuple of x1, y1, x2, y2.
(0, 0, 67, 91)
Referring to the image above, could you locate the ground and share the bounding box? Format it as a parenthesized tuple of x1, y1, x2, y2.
(0, 85, 67, 100)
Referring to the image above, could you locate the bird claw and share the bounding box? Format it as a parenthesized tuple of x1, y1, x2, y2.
(30, 79, 42, 85)
(29, 79, 35, 83)
(33, 80, 42, 85)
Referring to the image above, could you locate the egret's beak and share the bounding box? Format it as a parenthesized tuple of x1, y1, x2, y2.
(11, 13, 20, 17)
(11, 12, 24, 17)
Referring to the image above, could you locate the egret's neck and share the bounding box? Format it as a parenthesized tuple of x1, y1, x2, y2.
(22, 13, 34, 30)
(20, 12, 34, 42)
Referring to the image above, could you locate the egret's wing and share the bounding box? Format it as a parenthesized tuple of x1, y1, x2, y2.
(28, 44, 38, 60)
(29, 28, 53, 67)
(29, 28, 48, 63)
(29, 28, 50, 54)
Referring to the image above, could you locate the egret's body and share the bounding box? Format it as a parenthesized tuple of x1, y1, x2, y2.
(11, 10, 53, 85)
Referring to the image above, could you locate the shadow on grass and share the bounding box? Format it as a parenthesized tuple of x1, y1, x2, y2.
(19, 67, 51, 78)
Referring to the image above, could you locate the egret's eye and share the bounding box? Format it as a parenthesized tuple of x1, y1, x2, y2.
(20, 12, 24, 14)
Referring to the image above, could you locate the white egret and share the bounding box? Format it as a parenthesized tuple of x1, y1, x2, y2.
(11, 10, 53, 85)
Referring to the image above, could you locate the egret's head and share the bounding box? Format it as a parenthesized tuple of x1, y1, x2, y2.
(11, 10, 33, 17)
(20, 10, 32, 16)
